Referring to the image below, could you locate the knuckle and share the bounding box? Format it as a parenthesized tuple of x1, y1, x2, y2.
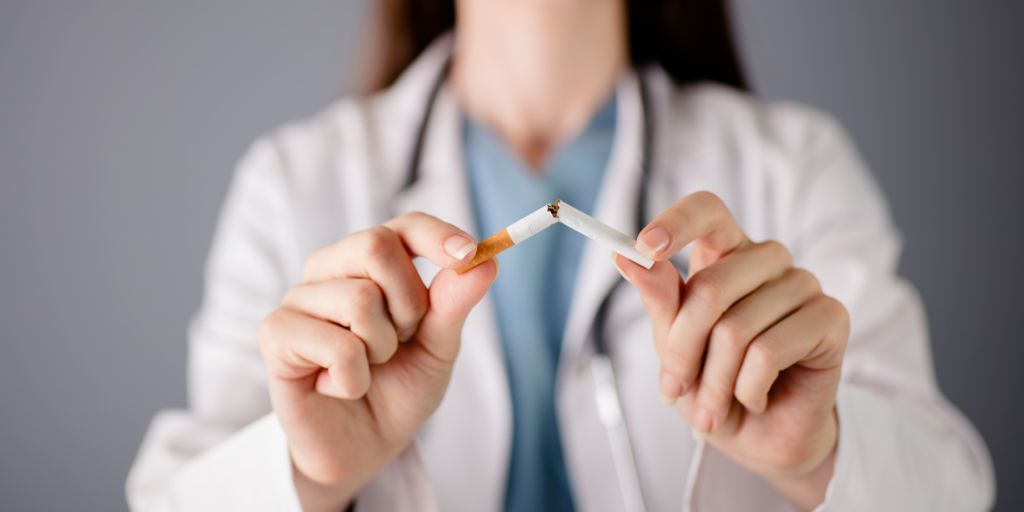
(303, 247, 328, 281)
(395, 286, 429, 324)
(823, 297, 851, 341)
(696, 191, 730, 220)
(408, 289, 429, 319)
(711, 316, 749, 352)
(347, 280, 382, 319)
(662, 342, 698, 381)
(361, 226, 399, 260)
(258, 310, 287, 347)
(687, 271, 727, 310)
(402, 211, 434, 224)
(787, 267, 821, 293)
(281, 287, 298, 306)
(258, 311, 298, 370)
(700, 382, 732, 411)
(330, 330, 364, 367)
(759, 240, 792, 266)
(693, 190, 724, 210)
(814, 296, 849, 325)
(281, 283, 307, 307)
(747, 339, 781, 371)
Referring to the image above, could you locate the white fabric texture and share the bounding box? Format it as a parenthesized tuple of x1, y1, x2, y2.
(126, 36, 994, 512)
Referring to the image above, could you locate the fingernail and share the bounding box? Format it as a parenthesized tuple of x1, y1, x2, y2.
(659, 372, 683, 405)
(693, 406, 713, 439)
(445, 235, 477, 261)
(611, 252, 632, 283)
(398, 326, 417, 342)
(491, 258, 500, 284)
(636, 227, 669, 259)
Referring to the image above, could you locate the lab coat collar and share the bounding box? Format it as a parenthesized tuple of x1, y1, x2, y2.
(558, 70, 647, 379)
(390, 82, 478, 239)
(387, 33, 479, 238)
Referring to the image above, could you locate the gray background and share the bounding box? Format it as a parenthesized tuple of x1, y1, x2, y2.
(0, 0, 1020, 510)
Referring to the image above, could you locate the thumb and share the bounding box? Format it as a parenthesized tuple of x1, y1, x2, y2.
(364, 259, 497, 438)
(615, 254, 683, 332)
(414, 259, 499, 364)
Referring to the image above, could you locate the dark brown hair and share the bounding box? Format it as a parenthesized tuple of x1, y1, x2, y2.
(364, 0, 748, 93)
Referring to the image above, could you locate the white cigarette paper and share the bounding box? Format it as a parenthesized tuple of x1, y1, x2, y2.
(455, 199, 654, 275)
(553, 200, 655, 269)
(507, 205, 559, 244)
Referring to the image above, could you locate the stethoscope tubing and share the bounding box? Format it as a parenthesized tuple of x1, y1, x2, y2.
(404, 55, 653, 512)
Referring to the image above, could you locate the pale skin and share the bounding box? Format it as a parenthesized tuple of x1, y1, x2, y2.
(257, 0, 849, 511)
(621, 191, 847, 511)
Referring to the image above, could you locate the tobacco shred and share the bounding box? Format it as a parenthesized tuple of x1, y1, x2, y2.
(547, 199, 561, 218)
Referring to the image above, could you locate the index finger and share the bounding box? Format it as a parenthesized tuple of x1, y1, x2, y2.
(305, 212, 478, 283)
(304, 212, 478, 340)
(635, 191, 750, 262)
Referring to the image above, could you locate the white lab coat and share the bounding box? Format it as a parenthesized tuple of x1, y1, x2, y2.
(126, 36, 995, 512)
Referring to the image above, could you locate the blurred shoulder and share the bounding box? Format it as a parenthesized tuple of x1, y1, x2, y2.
(649, 70, 888, 245)
(661, 78, 851, 162)
(239, 97, 364, 181)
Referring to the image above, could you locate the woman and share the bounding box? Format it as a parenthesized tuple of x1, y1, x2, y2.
(127, 0, 995, 511)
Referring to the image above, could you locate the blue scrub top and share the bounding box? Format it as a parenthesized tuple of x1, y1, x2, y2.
(464, 96, 617, 512)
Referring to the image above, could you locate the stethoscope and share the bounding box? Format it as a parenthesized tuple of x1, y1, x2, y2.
(403, 58, 654, 512)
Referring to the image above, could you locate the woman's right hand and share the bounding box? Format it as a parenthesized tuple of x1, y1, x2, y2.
(258, 212, 497, 512)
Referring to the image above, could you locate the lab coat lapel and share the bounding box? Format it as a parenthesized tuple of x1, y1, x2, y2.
(559, 70, 646, 392)
(557, 71, 650, 512)
(391, 79, 513, 512)
(391, 91, 477, 236)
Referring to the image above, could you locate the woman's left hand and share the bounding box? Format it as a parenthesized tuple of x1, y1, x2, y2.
(614, 191, 850, 512)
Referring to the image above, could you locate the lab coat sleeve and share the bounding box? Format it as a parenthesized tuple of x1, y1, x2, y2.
(687, 106, 995, 511)
(125, 135, 440, 512)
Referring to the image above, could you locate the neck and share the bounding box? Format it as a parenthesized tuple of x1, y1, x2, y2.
(451, 0, 627, 169)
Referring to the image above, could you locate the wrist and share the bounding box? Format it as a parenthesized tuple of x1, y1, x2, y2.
(765, 408, 839, 512)
(292, 461, 360, 512)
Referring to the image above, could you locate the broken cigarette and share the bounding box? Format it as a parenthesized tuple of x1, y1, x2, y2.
(454, 205, 558, 275)
(455, 200, 654, 275)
